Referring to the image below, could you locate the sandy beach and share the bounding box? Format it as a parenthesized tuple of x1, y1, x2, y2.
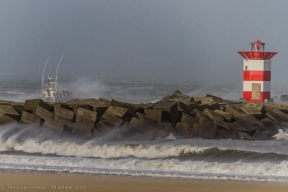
(0, 171, 287, 192)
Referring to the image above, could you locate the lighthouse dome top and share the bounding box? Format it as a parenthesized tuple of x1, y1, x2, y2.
(238, 40, 277, 60)
(251, 40, 265, 45)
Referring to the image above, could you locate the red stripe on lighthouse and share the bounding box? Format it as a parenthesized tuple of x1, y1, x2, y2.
(243, 71, 271, 81)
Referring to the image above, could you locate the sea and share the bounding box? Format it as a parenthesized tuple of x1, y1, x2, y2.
(1, 77, 288, 182)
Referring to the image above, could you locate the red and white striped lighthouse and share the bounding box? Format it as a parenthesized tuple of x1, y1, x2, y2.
(238, 40, 277, 102)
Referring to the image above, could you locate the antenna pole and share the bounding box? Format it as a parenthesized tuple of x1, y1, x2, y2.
(41, 55, 50, 95)
(55, 55, 63, 91)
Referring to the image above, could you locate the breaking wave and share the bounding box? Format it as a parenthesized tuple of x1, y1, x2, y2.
(1, 126, 288, 182)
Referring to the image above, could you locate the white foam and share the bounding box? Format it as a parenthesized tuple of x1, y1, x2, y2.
(0, 137, 215, 158)
(0, 154, 288, 182)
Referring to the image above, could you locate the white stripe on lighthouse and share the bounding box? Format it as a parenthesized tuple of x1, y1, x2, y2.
(243, 81, 271, 92)
(243, 60, 271, 71)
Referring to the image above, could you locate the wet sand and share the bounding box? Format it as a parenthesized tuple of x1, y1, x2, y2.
(0, 171, 288, 192)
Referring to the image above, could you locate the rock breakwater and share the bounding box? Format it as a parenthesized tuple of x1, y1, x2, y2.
(0, 90, 286, 140)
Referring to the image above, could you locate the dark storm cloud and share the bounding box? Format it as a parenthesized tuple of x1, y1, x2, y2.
(0, 0, 287, 85)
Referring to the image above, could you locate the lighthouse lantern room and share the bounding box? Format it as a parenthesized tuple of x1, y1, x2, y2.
(238, 40, 277, 102)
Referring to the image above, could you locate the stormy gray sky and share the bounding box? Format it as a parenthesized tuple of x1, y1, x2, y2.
(0, 0, 287, 85)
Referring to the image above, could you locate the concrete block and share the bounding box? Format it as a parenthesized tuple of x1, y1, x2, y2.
(171, 93, 191, 103)
(72, 123, 92, 137)
(193, 124, 215, 139)
(101, 111, 123, 127)
(239, 98, 248, 102)
(188, 102, 201, 113)
(253, 129, 269, 140)
(154, 122, 174, 134)
(203, 108, 224, 122)
(75, 115, 95, 129)
(213, 120, 230, 129)
(54, 106, 74, 121)
(106, 106, 128, 119)
(122, 102, 139, 116)
(24, 99, 53, 113)
(34, 105, 54, 120)
(214, 110, 233, 122)
(54, 115, 73, 128)
(20, 111, 41, 128)
(0, 100, 14, 105)
(175, 122, 193, 138)
(0, 105, 20, 121)
(77, 108, 97, 122)
(258, 118, 279, 137)
(225, 104, 245, 116)
(129, 117, 168, 139)
(180, 113, 197, 128)
(153, 102, 179, 126)
(264, 105, 288, 122)
(91, 105, 108, 119)
(98, 98, 111, 105)
(177, 102, 190, 114)
(227, 122, 247, 131)
(208, 102, 220, 111)
(70, 105, 91, 116)
(109, 99, 123, 108)
(0, 113, 18, 127)
(43, 119, 64, 133)
(144, 109, 164, 123)
(135, 112, 158, 126)
(96, 120, 114, 132)
(12, 104, 24, 115)
(239, 106, 263, 119)
(206, 94, 223, 103)
(82, 98, 105, 106)
(160, 95, 174, 102)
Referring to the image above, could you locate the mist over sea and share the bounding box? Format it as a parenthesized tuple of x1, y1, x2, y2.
(1, 78, 288, 182)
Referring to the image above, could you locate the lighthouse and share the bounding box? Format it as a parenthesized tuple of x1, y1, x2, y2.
(238, 40, 277, 102)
